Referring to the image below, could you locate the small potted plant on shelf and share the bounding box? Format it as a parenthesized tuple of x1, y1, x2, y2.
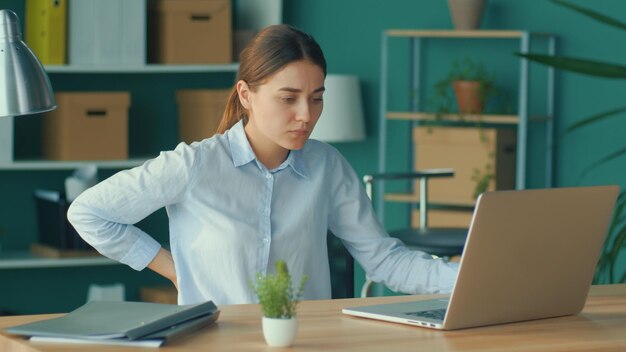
(251, 260, 307, 347)
(428, 57, 499, 199)
(430, 56, 494, 117)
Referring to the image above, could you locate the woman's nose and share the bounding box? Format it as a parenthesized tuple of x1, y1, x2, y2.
(296, 102, 311, 123)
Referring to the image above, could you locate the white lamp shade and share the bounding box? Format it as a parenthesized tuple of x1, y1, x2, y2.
(310, 74, 365, 142)
(0, 10, 56, 118)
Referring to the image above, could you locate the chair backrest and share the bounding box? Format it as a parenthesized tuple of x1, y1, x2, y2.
(327, 232, 354, 299)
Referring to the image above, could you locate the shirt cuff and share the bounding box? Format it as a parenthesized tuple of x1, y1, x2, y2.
(438, 261, 460, 293)
(119, 234, 162, 271)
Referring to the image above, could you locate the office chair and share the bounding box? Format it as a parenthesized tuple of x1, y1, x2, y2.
(361, 169, 468, 297)
(327, 232, 354, 299)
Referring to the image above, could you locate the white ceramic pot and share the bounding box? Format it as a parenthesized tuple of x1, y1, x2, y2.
(262, 316, 298, 347)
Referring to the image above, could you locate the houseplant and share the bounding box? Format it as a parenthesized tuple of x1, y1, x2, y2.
(517, 0, 626, 283)
(251, 260, 307, 347)
(430, 56, 494, 117)
(429, 57, 497, 199)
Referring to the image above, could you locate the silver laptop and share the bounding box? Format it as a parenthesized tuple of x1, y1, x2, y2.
(343, 186, 619, 330)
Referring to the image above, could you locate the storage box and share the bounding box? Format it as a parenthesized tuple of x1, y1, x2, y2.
(413, 127, 516, 205)
(176, 89, 230, 143)
(411, 209, 474, 228)
(149, 0, 232, 64)
(42, 92, 130, 160)
(140, 286, 178, 304)
(25, 0, 67, 64)
(69, 0, 146, 65)
(34, 190, 91, 250)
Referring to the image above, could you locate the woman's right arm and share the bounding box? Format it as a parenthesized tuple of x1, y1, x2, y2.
(68, 143, 197, 281)
(148, 248, 178, 289)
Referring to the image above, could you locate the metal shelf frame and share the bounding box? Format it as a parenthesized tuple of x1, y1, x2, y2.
(377, 30, 557, 221)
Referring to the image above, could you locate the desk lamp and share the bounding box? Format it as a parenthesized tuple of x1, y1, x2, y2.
(1, 9, 56, 117)
(310, 74, 365, 142)
(0, 9, 55, 258)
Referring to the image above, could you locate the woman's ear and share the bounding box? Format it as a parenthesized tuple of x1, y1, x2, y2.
(236, 80, 251, 109)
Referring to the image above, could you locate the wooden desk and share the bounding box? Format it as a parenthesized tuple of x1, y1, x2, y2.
(2, 285, 626, 351)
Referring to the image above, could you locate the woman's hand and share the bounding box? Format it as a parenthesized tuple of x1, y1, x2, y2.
(147, 248, 178, 290)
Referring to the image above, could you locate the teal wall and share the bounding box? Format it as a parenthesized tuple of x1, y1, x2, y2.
(283, 0, 626, 294)
(1, 0, 625, 313)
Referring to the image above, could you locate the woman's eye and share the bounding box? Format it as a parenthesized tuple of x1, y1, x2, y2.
(312, 96, 324, 104)
(281, 97, 296, 103)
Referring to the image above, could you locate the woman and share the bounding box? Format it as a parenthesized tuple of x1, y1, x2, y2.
(68, 24, 458, 305)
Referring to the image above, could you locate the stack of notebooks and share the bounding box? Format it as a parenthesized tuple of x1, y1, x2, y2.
(6, 300, 219, 348)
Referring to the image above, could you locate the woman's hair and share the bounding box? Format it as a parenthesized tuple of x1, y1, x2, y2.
(216, 24, 327, 134)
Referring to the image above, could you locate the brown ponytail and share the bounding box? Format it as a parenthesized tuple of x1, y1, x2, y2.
(216, 24, 327, 134)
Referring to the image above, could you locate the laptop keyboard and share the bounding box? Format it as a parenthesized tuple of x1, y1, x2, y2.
(405, 308, 447, 320)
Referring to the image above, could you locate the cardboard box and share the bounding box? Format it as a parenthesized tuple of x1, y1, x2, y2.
(69, 0, 146, 65)
(149, 0, 233, 64)
(411, 209, 474, 228)
(42, 92, 130, 160)
(176, 89, 230, 143)
(25, 0, 67, 64)
(413, 127, 516, 205)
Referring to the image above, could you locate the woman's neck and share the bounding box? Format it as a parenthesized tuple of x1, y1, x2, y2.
(244, 125, 289, 170)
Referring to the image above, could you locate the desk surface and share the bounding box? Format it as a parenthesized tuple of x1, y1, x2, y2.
(2, 285, 626, 351)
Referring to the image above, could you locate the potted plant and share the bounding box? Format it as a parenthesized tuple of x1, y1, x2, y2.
(430, 57, 494, 117)
(429, 57, 497, 199)
(517, 0, 626, 284)
(251, 260, 307, 347)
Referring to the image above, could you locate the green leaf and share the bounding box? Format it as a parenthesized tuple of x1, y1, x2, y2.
(579, 146, 626, 181)
(515, 53, 626, 79)
(564, 107, 626, 134)
(608, 227, 626, 283)
(551, 0, 626, 32)
(608, 225, 626, 282)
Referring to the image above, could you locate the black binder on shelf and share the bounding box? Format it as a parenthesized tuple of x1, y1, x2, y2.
(6, 300, 219, 347)
(34, 189, 91, 250)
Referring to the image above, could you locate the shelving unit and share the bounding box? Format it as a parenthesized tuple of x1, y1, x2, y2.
(0, 251, 117, 269)
(0, 63, 240, 167)
(44, 63, 240, 74)
(0, 63, 240, 268)
(377, 29, 556, 221)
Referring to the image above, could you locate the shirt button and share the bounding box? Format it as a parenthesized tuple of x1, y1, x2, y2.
(263, 238, 270, 243)
(266, 173, 272, 179)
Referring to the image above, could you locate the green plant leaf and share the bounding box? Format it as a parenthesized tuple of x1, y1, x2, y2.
(515, 53, 626, 79)
(563, 107, 626, 134)
(611, 225, 626, 282)
(551, 0, 626, 32)
(579, 146, 626, 181)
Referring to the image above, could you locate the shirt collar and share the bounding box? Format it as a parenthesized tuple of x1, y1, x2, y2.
(228, 120, 256, 167)
(227, 120, 309, 178)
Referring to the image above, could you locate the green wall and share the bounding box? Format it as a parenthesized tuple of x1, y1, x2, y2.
(1, 0, 626, 313)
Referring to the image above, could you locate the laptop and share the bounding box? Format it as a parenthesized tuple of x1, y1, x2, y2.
(342, 186, 619, 330)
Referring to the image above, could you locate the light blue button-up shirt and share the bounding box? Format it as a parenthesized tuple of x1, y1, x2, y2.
(68, 121, 458, 305)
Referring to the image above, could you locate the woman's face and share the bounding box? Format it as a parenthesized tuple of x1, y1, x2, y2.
(239, 60, 325, 153)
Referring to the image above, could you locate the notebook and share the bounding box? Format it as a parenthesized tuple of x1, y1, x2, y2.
(6, 300, 219, 347)
(343, 186, 619, 330)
